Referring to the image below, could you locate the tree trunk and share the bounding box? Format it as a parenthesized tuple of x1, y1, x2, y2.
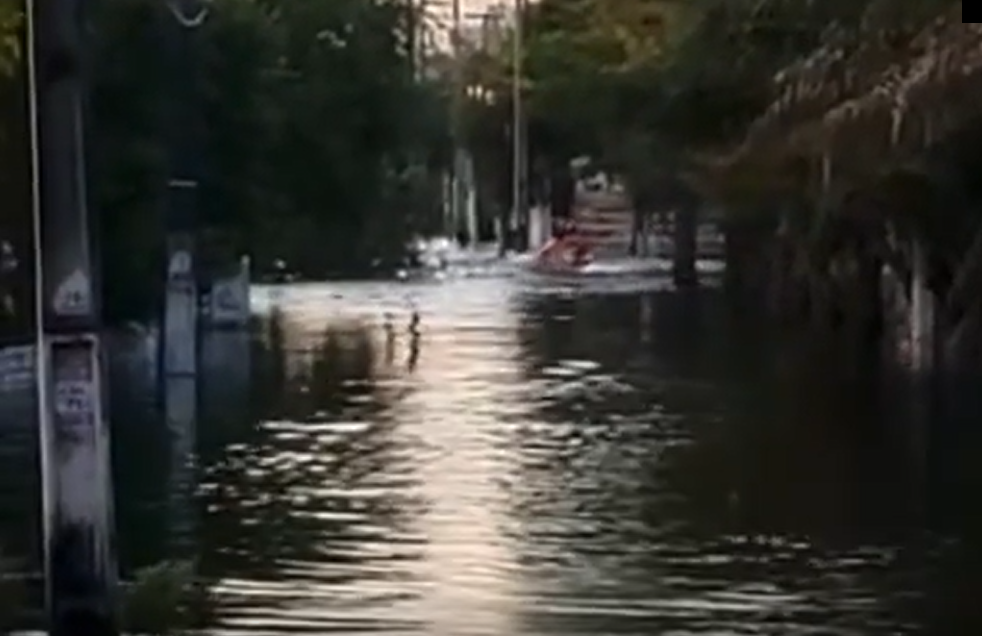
(673, 205, 697, 288)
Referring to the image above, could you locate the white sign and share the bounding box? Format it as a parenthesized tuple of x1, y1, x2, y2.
(0, 345, 32, 374)
(54, 379, 95, 417)
(208, 266, 249, 326)
(0, 345, 34, 392)
(52, 269, 92, 316)
(168, 251, 192, 277)
(215, 286, 237, 310)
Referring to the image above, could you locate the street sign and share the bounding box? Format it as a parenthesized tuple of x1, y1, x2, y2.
(51, 339, 97, 431)
(0, 344, 33, 393)
(168, 250, 194, 285)
(168, 250, 191, 276)
(205, 258, 250, 327)
(52, 269, 92, 317)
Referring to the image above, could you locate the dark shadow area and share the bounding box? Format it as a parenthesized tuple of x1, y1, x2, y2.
(506, 285, 982, 635)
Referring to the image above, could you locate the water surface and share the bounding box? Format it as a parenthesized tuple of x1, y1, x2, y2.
(5, 271, 982, 634)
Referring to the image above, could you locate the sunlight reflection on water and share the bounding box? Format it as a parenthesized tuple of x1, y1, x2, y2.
(180, 271, 982, 635)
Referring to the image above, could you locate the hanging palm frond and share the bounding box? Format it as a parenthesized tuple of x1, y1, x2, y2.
(706, 2, 970, 191)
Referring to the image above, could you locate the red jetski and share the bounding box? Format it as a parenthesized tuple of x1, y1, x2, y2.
(530, 231, 595, 274)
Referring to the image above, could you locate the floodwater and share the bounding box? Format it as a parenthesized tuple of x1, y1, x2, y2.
(3, 267, 982, 634)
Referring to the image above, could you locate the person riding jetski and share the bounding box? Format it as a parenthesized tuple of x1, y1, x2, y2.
(535, 219, 593, 267)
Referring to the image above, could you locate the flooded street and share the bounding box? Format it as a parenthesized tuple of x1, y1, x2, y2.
(200, 273, 982, 635)
(4, 271, 982, 634)
(2, 0, 975, 633)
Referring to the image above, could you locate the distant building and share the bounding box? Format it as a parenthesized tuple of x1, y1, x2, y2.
(426, 1, 509, 55)
(458, 4, 506, 55)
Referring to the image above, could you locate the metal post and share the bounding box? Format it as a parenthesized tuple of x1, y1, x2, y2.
(26, 0, 118, 633)
(416, 0, 430, 81)
(408, 0, 428, 81)
(161, 0, 208, 548)
(406, 0, 417, 79)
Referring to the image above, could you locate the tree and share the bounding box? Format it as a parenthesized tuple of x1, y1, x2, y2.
(463, 0, 961, 215)
(0, 0, 19, 76)
(0, 0, 457, 328)
(459, 0, 688, 215)
(0, 0, 27, 338)
(83, 0, 453, 320)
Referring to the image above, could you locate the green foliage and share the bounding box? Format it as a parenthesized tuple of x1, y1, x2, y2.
(459, 0, 691, 208)
(0, 1, 27, 339)
(0, 0, 451, 325)
(462, 0, 958, 213)
(0, 554, 212, 635)
(120, 559, 215, 635)
(91, 0, 449, 315)
(0, 0, 20, 77)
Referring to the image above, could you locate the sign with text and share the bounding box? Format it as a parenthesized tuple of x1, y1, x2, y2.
(208, 268, 249, 327)
(52, 269, 93, 317)
(50, 337, 99, 434)
(168, 250, 193, 281)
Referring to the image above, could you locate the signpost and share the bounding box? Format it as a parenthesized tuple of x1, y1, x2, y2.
(26, 0, 118, 632)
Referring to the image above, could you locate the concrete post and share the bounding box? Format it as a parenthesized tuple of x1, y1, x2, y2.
(673, 205, 698, 288)
(450, 0, 463, 240)
(160, 0, 209, 550)
(464, 152, 478, 247)
(527, 204, 551, 251)
(511, 0, 527, 252)
(200, 256, 251, 419)
(26, 0, 119, 631)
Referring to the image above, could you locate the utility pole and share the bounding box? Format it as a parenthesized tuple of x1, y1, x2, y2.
(450, 0, 466, 241)
(507, 0, 526, 255)
(26, 0, 118, 632)
(418, 0, 428, 74)
(409, 0, 428, 80)
(161, 0, 208, 549)
(407, 0, 417, 79)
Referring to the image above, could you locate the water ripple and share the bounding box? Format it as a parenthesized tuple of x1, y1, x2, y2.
(190, 278, 978, 634)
